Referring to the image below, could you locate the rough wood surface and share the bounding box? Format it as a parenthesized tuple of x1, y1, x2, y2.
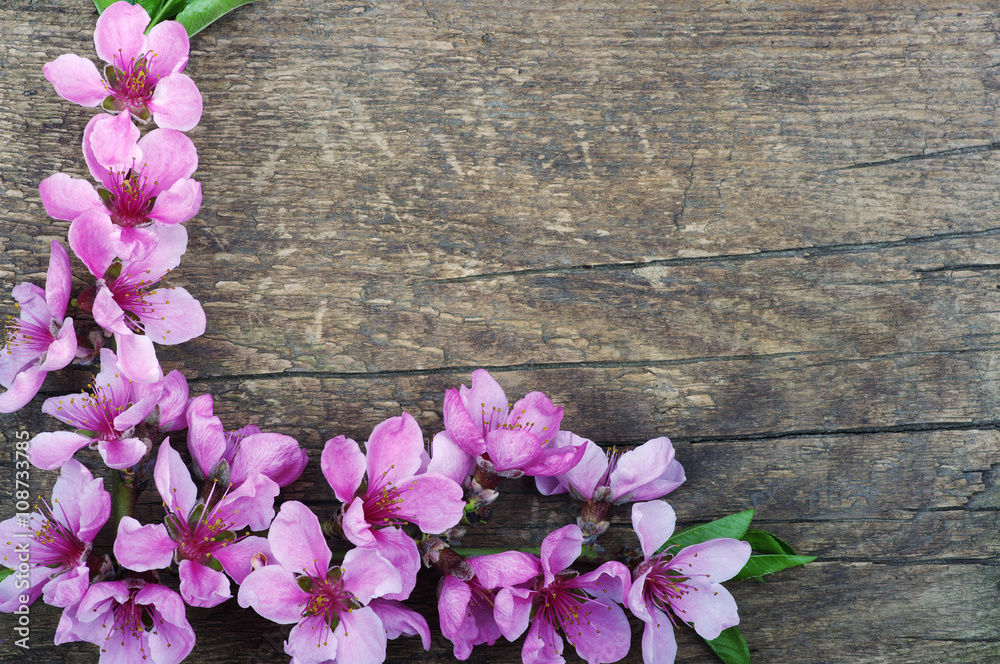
(1, 1, 999, 663)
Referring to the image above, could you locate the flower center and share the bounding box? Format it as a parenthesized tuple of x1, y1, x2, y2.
(362, 465, 410, 527)
(166, 482, 240, 565)
(536, 580, 603, 651)
(640, 554, 710, 626)
(301, 568, 361, 632)
(52, 377, 135, 439)
(105, 50, 161, 117)
(24, 497, 89, 568)
(4, 310, 55, 361)
(99, 160, 157, 228)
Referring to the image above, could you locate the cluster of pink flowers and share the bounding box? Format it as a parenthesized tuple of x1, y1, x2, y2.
(0, 4, 810, 664)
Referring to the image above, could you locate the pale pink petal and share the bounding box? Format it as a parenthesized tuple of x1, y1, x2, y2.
(44, 241, 72, 318)
(67, 208, 117, 278)
(508, 391, 562, 444)
(39, 173, 102, 222)
(622, 459, 686, 504)
(185, 394, 226, 478)
(155, 369, 189, 431)
(0, 566, 48, 612)
(136, 128, 198, 195)
(626, 568, 653, 623)
(115, 332, 163, 383)
(443, 387, 486, 456)
(342, 545, 404, 604)
(87, 111, 140, 171)
(0, 367, 47, 413)
(334, 606, 388, 664)
(139, 585, 196, 664)
(144, 20, 189, 77)
(370, 598, 431, 649)
(154, 439, 197, 515)
(43, 54, 107, 106)
(342, 496, 375, 547)
(438, 576, 474, 658)
(232, 432, 307, 487)
(27, 430, 92, 469)
(124, 220, 189, 278)
(178, 559, 231, 608)
(515, 440, 587, 478)
(484, 428, 545, 473)
(460, 368, 509, 427)
(540, 524, 583, 586)
(237, 565, 310, 623)
(93, 286, 130, 335)
(552, 434, 607, 500)
(365, 413, 424, 485)
(521, 613, 563, 664)
(671, 538, 752, 583)
(269, 500, 331, 578)
(563, 596, 631, 664)
(427, 430, 474, 484)
(574, 560, 631, 605)
(610, 436, 680, 503)
(138, 287, 206, 345)
(631, 500, 677, 560)
(467, 551, 540, 590)
(287, 615, 338, 664)
(216, 472, 278, 532)
(147, 73, 203, 131)
(213, 536, 271, 584)
(394, 472, 464, 533)
(113, 518, 175, 571)
(669, 579, 740, 640)
(114, 225, 162, 262)
(96, 435, 147, 468)
(149, 177, 201, 225)
(81, 113, 115, 186)
(321, 435, 366, 503)
(94, 1, 149, 65)
(369, 526, 419, 601)
(113, 387, 161, 431)
(52, 458, 109, 542)
(641, 607, 679, 664)
(494, 586, 535, 641)
(42, 565, 90, 608)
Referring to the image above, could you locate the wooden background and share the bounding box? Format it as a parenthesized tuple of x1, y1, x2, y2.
(2, 1, 999, 662)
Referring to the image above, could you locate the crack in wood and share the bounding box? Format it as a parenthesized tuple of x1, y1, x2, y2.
(825, 141, 1000, 172)
(414, 227, 1000, 285)
(817, 556, 999, 566)
(917, 263, 1000, 273)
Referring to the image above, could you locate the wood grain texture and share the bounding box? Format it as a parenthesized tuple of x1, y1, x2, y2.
(1, 0, 999, 663)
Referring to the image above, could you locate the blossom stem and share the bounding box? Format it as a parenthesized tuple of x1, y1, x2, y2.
(111, 469, 140, 530)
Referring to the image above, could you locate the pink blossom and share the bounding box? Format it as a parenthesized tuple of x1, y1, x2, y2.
(627, 501, 752, 664)
(322, 413, 465, 601)
(43, 1, 202, 130)
(536, 433, 685, 504)
(442, 369, 585, 479)
(0, 459, 109, 611)
(495, 525, 632, 664)
(438, 551, 540, 660)
(185, 393, 307, 488)
(0, 241, 78, 413)
(113, 439, 276, 607)
(69, 210, 205, 384)
(41, 113, 201, 261)
(238, 501, 404, 664)
(369, 598, 432, 651)
(28, 348, 163, 470)
(55, 577, 195, 664)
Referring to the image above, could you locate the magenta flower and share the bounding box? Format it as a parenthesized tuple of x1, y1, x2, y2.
(55, 577, 195, 664)
(69, 211, 205, 384)
(0, 241, 78, 413)
(442, 369, 585, 479)
(41, 112, 201, 261)
(627, 501, 752, 664)
(0, 459, 109, 611)
(238, 501, 404, 664)
(495, 524, 632, 664)
(322, 413, 465, 600)
(369, 598, 432, 651)
(28, 348, 163, 470)
(43, 1, 202, 130)
(114, 439, 276, 607)
(536, 433, 685, 504)
(185, 393, 307, 488)
(438, 551, 540, 660)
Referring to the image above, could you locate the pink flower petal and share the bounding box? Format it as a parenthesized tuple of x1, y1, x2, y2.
(67, 208, 117, 278)
(39, 173, 102, 222)
(213, 536, 270, 584)
(540, 524, 582, 586)
(144, 20, 189, 77)
(370, 598, 431, 649)
(631, 501, 677, 560)
(334, 606, 388, 664)
(641, 607, 679, 664)
(147, 73, 203, 131)
(43, 53, 107, 106)
(137, 584, 196, 664)
(115, 332, 163, 383)
(574, 560, 631, 605)
(467, 551, 540, 590)
(551, 433, 606, 499)
(269, 501, 331, 578)
(369, 527, 419, 601)
(460, 369, 509, 427)
(494, 586, 534, 641)
(562, 596, 631, 664)
(443, 387, 485, 456)
(45, 241, 73, 319)
(93, 286, 130, 335)
(185, 393, 225, 478)
(42, 565, 90, 608)
(484, 428, 545, 473)
(112, 385, 161, 431)
(87, 111, 141, 172)
(514, 438, 587, 478)
(52, 458, 110, 543)
(124, 222, 188, 278)
(96, 436, 148, 469)
(610, 436, 682, 503)
(0, 367, 47, 413)
(342, 496, 375, 547)
(93, 1, 149, 65)
(287, 615, 339, 664)
(321, 435, 366, 503)
(178, 559, 231, 608)
(427, 431, 474, 485)
(521, 612, 563, 664)
(394, 472, 464, 534)
(149, 177, 201, 225)
(627, 567, 653, 623)
(26, 430, 92, 469)
(237, 564, 310, 623)
(138, 286, 206, 345)
(622, 459, 686, 504)
(508, 391, 562, 444)
(137, 128, 198, 196)
(113, 518, 175, 571)
(232, 432, 307, 487)
(365, 413, 424, 486)
(217, 472, 278, 532)
(671, 538, 752, 583)
(341, 545, 404, 604)
(669, 579, 740, 640)
(154, 439, 197, 516)
(156, 369, 190, 431)
(438, 575, 474, 657)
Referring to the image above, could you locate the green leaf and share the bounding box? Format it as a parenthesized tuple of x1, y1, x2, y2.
(661, 509, 754, 552)
(175, 0, 260, 37)
(149, 0, 189, 26)
(0, 568, 13, 583)
(94, 0, 119, 12)
(706, 626, 751, 664)
(732, 554, 816, 582)
(743, 529, 797, 555)
(136, 0, 162, 16)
